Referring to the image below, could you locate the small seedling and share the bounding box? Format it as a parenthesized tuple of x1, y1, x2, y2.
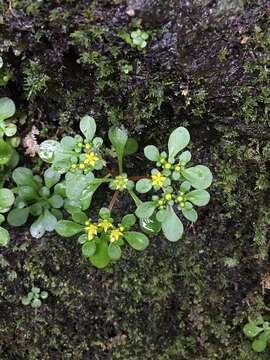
(21, 287, 48, 309)
(0, 57, 13, 86)
(119, 29, 150, 50)
(243, 316, 270, 352)
(121, 64, 133, 74)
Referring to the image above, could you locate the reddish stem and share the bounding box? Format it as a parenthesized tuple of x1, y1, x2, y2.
(129, 175, 150, 180)
(108, 191, 119, 212)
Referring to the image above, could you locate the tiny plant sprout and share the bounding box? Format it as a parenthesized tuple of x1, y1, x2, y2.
(21, 287, 48, 309)
(243, 316, 270, 353)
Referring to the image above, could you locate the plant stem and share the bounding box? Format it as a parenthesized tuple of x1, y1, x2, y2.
(128, 189, 142, 207)
(108, 191, 119, 212)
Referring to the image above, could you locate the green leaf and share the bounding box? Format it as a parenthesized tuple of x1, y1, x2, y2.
(40, 291, 48, 300)
(31, 298, 42, 308)
(99, 207, 110, 219)
(0, 97, 16, 121)
(42, 210, 57, 231)
(108, 127, 128, 174)
(135, 201, 156, 219)
(21, 296, 31, 305)
(186, 189, 210, 206)
(162, 206, 183, 241)
(5, 123, 17, 137)
(0, 188, 14, 212)
(0, 138, 12, 165)
(60, 136, 76, 149)
(135, 178, 152, 193)
(0, 227, 10, 246)
(38, 140, 60, 163)
(124, 138, 138, 155)
(108, 243, 122, 260)
(139, 216, 161, 235)
(18, 186, 39, 202)
(0, 57, 3, 69)
(80, 115, 96, 141)
(124, 231, 149, 251)
(182, 165, 213, 190)
(144, 145, 160, 161)
(7, 208, 29, 226)
(179, 150, 191, 164)
(168, 127, 190, 161)
(121, 214, 136, 228)
(243, 323, 264, 338)
(89, 235, 110, 269)
(156, 209, 167, 222)
(78, 234, 88, 244)
(72, 211, 88, 224)
(30, 215, 46, 238)
(182, 207, 198, 222)
(48, 194, 64, 209)
(12, 167, 37, 189)
(44, 167, 61, 188)
(82, 241, 96, 257)
(55, 220, 84, 237)
(65, 172, 88, 200)
(252, 331, 270, 352)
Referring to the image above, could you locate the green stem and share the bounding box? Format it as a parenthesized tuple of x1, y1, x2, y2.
(128, 189, 142, 207)
(118, 155, 123, 175)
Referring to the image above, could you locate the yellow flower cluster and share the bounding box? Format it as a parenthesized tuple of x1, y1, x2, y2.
(109, 226, 124, 243)
(151, 171, 166, 187)
(85, 219, 124, 243)
(85, 222, 98, 241)
(71, 151, 99, 172)
(114, 175, 128, 191)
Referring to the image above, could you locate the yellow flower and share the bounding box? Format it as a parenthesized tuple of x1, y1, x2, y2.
(164, 162, 172, 170)
(98, 219, 113, 232)
(174, 164, 181, 172)
(164, 193, 172, 201)
(109, 228, 123, 243)
(115, 175, 128, 190)
(79, 163, 85, 170)
(151, 171, 166, 187)
(84, 152, 99, 166)
(85, 143, 92, 150)
(85, 223, 98, 240)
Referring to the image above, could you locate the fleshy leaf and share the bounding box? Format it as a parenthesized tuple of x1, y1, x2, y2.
(0, 227, 10, 246)
(182, 207, 198, 222)
(162, 206, 183, 242)
(0, 97, 16, 121)
(0, 139, 12, 165)
(89, 235, 110, 269)
(0, 188, 14, 212)
(182, 165, 213, 189)
(79, 115, 96, 141)
(108, 243, 122, 260)
(124, 138, 138, 155)
(135, 201, 156, 219)
(82, 241, 96, 257)
(38, 140, 60, 163)
(44, 167, 61, 189)
(144, 145, 160, 161)
(243, 323, 264, 338)
(108, 127, 128, 174)
(7, 208, 29, 226)
(124, 231, 149, 251)
(186, 189, 210, 206)
(135, 178, 152, 193)
(139, 216, 161, 235)
(30, 215, 46, 238)
(121, 214, 136, 228)
(168, 127, 190, 161)
(55, 220, 84, 237)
